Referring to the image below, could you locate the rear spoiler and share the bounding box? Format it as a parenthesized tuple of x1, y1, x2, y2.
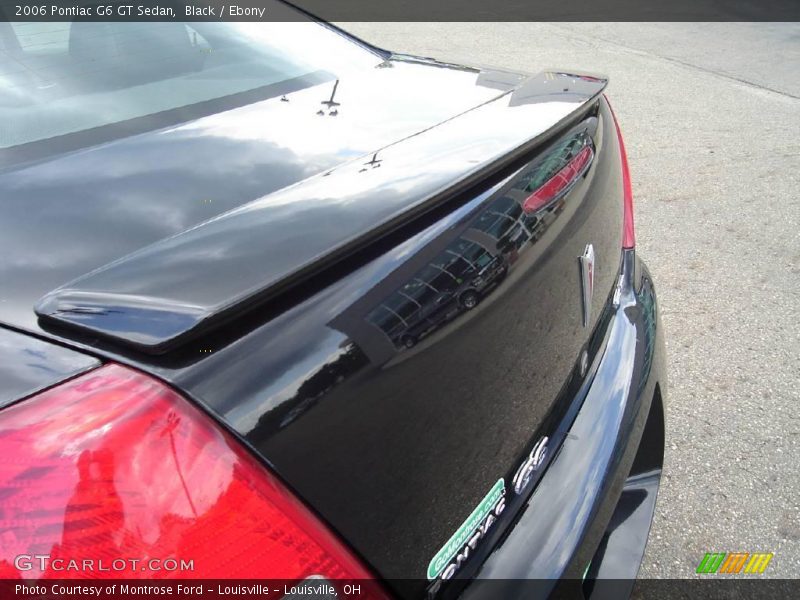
(35, 70, 607, 354)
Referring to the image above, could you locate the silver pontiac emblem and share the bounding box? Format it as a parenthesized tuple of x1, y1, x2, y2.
(579, 244, 595, 327)
(512, 436, 549, 495)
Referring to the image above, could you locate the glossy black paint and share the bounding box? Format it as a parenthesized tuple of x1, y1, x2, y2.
(459, 250, 666, 599)
(32, 71, 606, 354)
(1, 55, 517, 333)
(142, 97, 624, 598)
(0, 327, 99, 408)
(0, 32, 667, 600)
(4, 82, 625, 596)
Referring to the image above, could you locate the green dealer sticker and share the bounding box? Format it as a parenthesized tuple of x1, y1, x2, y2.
(427, 478, 506, 580)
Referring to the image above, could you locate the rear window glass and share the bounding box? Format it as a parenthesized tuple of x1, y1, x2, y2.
(0, 4, 380, 149)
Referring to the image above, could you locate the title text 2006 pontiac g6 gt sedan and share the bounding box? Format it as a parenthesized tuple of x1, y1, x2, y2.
(0, 5, 665, 599)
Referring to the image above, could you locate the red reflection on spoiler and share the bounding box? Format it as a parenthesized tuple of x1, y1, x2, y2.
(522, 144, 593, 214)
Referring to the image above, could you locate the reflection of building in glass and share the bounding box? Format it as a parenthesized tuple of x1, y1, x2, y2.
(330, 128, 594, 364)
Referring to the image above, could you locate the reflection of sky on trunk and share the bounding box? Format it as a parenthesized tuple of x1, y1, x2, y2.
(184, 62, 502, 156)
(0, 59, 507, 336)
(0, 131, 315, 329)
(31, 86, 584, 349)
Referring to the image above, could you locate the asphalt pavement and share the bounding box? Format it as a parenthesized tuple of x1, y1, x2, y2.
(342, 22, 800, 578)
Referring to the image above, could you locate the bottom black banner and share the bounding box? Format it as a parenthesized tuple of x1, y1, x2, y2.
(1, 579, 797, 600)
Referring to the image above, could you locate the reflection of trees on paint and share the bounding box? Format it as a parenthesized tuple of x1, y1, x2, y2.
(636, 281, 657, 398)
(250, 343, 368, 438)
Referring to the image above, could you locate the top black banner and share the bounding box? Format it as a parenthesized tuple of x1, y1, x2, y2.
(1, 0, 799, 22)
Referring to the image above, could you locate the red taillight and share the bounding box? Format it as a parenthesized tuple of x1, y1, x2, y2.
(522, 144, 594, 214)
(606, 97, 635, 249)
(0, 364, 383, 591)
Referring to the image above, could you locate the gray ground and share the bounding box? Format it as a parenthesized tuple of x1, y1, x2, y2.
(342, 22, 800, 578)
